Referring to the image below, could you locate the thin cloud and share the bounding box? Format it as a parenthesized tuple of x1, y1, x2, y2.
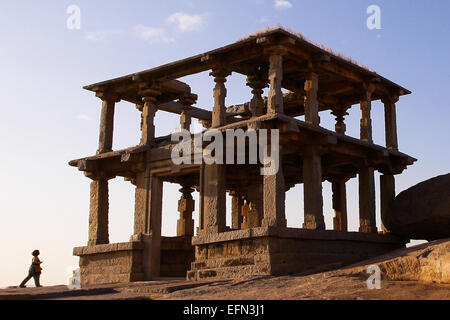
(274, 0, 293, 9)
(85, 29, 124, 42)
(133, 25, 174, 44)
(166, 12, 206, 32)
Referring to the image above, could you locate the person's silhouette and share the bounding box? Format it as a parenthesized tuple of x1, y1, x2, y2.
(19, 250, 43, 288)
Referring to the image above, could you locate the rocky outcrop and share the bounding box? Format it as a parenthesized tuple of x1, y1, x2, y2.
(339, 238, 450, 284)
(385, 173, 450, 240)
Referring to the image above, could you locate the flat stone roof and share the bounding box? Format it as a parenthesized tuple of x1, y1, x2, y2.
(83, 28, 410, 107)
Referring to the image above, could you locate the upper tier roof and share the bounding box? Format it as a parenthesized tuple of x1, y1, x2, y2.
(84, 27, 410, 107)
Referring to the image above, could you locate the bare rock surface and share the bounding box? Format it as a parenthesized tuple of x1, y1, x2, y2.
(1, 239, 449, 300)
(385, 173, 450, 240)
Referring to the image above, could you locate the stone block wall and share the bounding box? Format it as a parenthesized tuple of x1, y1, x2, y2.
(187, 227, 407, 280)
(73, 242, 145, 287)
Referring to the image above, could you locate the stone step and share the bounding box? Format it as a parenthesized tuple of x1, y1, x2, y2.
(187, 263, 271, 281)
(191, 255, 257, 270)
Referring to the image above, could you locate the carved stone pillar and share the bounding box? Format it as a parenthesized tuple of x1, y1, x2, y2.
(140, 88, 161, 145)
(88, 176, 112, 246)
(177, 187, 195, 237)
(382, 95, 399, 150)
(303, 146, 325, 230)
(304, 72, 320, 125)
(360, 85, 375, 142)
(231, 193, 243, 230)
(179, 94, 197, 131)
(246, 73, 267, 117)
(331, 179, 348, 231)
(359, 166, 377, 233)
(203, 163, 226, 234)
(247, 182, 263, 228)
(380, 174, 395, 233)
(132, 170, 163, 238)
(262, 164, 287, 227)
(210, 68, 230, 127)
(95, 92, 119, 154)
(132, 171, 163, 279)
(331, 105, 350, 134)
(241, 199, 250, 229)
(267, 53, 284, 114)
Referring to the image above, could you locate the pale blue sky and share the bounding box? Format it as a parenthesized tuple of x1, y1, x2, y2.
(0, 0, 449, 287)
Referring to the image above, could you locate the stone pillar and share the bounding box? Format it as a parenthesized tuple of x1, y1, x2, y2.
(231, 194, 243, 230)
(95, 92, 119, 154)
(380, 174, 395, 233)
(141, 90, 160, 145)
(241, 200, 250, 229)
(179, 94, 197, 131)
(262, 164, 287, 227)
(132, 170, 164, 235)
(267, 53, 284, 114)
(133, 169, 149, 237)
(197, 163, 205, 234)
(203, 163, 226, 233)
(358, 167, 377, 233)
(382, 95, 399, 150)
(247, 182, 263, 228)
(177, 187, 195, 237)
(303, 146, 325, 230)
(131, 169, 163, 278)
(331, 106, 349, 134)
(246, 73, 267, 117)
(331, 179, 348, 231)
(360, 86, 374, 142)
(210, 68, 230, 127)
(88, 178, 110, 246)
(304, 72, 320, 125)
(202, 70, 228, 234)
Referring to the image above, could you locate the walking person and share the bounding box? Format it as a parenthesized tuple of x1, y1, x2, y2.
(19, 250, 43, 288)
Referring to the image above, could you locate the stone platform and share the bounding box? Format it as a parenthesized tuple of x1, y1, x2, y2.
(74, 236, 194, 286)
(187, 227, 407, 280)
